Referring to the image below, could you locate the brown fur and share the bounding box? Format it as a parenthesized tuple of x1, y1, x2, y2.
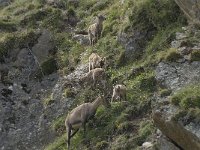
(80, 68, 106, 88)
(111, 84, 127, 103)
(89, 53, 106, 72)
(65, 96, 105, 150)
(88, 15, 105, 46)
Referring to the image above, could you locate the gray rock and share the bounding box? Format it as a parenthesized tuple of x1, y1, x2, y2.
(32, 29, 55, 64)
(0, 0, 11, 6)
(155, 61, 200, 91)
(156, 135, 180, 150)
(153, 109, 200, 150)
(176, 32, 187, 40)
(118, 29, 155, 60)
(177, 46, 192, 55)
(72, 34, 90, 45)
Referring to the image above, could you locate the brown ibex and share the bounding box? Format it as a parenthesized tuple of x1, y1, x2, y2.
(79, 68, 106, 88)
(89, 53, 106, 72)
(88, 15, 106, 46)
(111, 84, 127, 103)
(65, 96, 107, 150)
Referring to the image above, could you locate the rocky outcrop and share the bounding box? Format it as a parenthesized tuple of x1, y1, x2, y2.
(175, 0, 200, 24)
(153, 110, 200, 150)
(154, 25, 200, 149)
(156, 61, 200, 91)
(0, 0, 11, 6)
(32, 29, 55, 64)
(72, 34, 90, 45)
(117, 29, 156, 61)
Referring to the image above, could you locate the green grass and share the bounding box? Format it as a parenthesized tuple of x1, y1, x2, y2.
(0, 29, 39, 62)
(171, 84, 200, 109)
(0, 0, 189, 149)
(189, 49, 200, 61)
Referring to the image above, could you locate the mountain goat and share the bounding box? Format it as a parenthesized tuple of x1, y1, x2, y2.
(88, 15, 106, 46)
(89, 53, 106, 72)
(79, 68, 106, 88)
(65, 96, 106, 150)
(111, 84, 127, 103)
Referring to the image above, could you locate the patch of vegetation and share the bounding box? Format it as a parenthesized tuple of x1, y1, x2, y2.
(41, 57, 58, 75)
(139, 75, 157, 92)
(159, 88, 172, 97)
(189, 49, 200, 61)
(173, 108, 200, 125)
(62, 87, 75, 98)
(171, 84, 200, 109)
(51, 115, 66, 135)
(43, 93, 54, 106)
(0, 29, 39, 62)
(134, 120, 154, 146)
(0, 20, 17, 31)
(164, 48, 182, 62)
(0, 0, 189, 149)
(128, 0, 186, 31)
(95, 140, 109, 150)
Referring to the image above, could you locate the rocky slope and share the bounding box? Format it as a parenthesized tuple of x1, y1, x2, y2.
(1, 0, 200, 150)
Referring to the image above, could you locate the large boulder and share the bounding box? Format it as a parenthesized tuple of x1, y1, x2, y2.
(32, 29, 55, 64)
(117, 29, 156, 61)
(153, 109, 200, 150)
(155, 61, 200, 91)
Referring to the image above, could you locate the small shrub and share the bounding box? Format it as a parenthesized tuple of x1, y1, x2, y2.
(116, 51, 126, 67)
(164, 48, 182, 62)
(139, 75, 157, 92)
(51, 116, 66, 135)
(160, 89, 172, 97)
(90, 1, 110, 13)
(189, 50, 200, 61)
(67, 7, 76, 16)
(134, 120, 154, 146)
(0, 20, 17, 32)
(43, 94, 54, 106)
(63, 88, 75, 98)
(95, 141, 109, 150)
(170, 84, 200, 109)
(171, 95, 181, 106)
(117, 121, 134, 133)
(41, 57, 58, 75)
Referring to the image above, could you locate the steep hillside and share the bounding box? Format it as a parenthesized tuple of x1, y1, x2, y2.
(1, 0, 200, 150)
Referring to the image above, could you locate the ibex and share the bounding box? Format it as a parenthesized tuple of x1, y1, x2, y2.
(79, 68, 106, 88)
(111, 84, 127, 103)
(89, 53, 106, 72)
(88, 15, 106, 46)
(65, 96, 107, 150)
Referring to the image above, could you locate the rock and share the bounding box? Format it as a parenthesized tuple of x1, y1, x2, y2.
(1, 88, 12, 97)
(118, 29, 156, 60)
(153, 110, 200, 150)
(0, 0, 11, 6)
(156, 61, 200, 91)
(177, 46, 192, 55)
(32, 29, 55, 64)
(176, 32, 187, 40)
(72, 34, 90, 45)
(171, 40, 182, 48)
(156, 135, 180, 150)
(142, 142, 153, 149)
